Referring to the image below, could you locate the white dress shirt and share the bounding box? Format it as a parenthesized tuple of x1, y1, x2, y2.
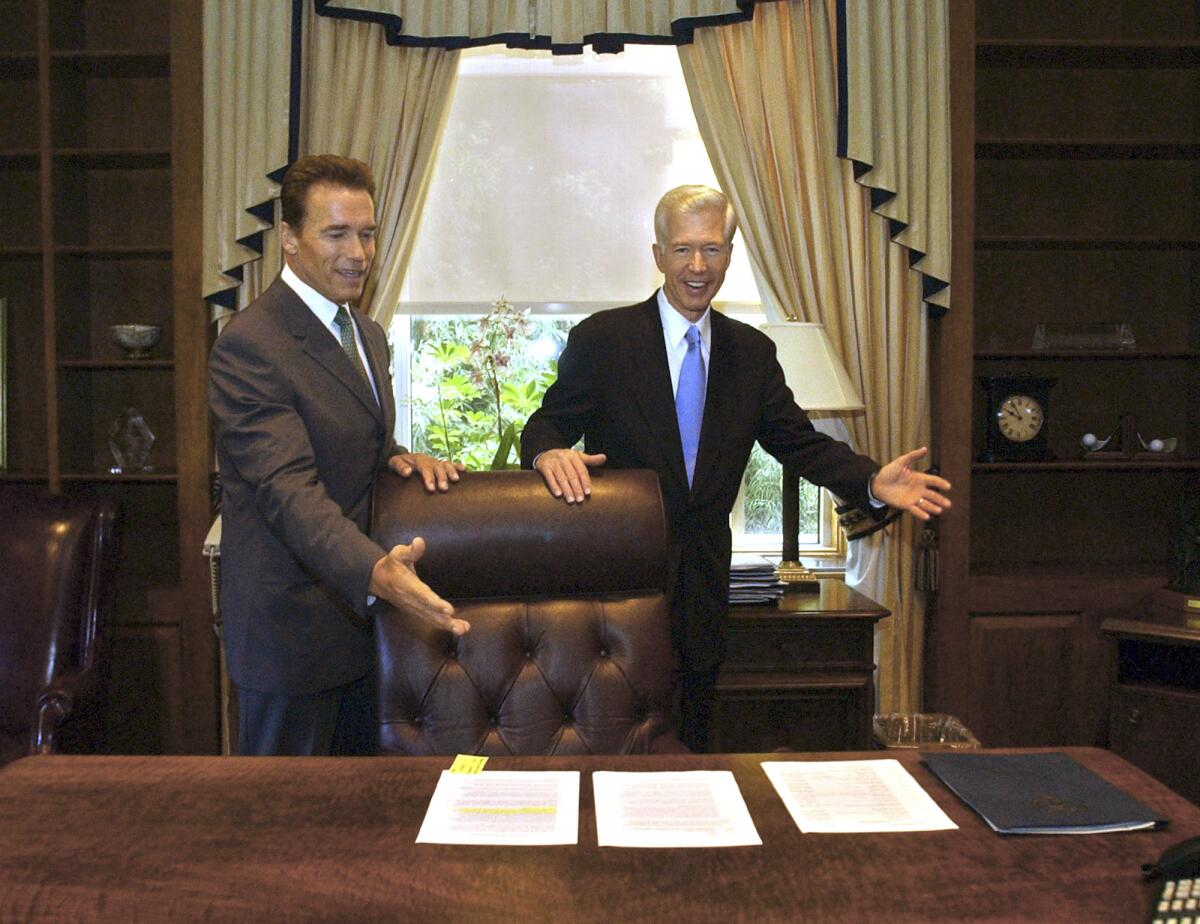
(281, 263, 380, 405)
(657, 287, 711, 396)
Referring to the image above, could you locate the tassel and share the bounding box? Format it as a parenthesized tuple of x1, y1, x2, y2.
(915, 523, 939, 592)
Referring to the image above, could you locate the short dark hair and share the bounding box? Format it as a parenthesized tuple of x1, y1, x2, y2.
(279, 154, 376, 229)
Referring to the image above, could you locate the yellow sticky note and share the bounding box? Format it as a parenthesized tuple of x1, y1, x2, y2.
(449, 754, 488, 774)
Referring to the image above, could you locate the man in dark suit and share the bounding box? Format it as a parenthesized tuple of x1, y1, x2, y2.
(520, 185, 951, 751)
(208, 155, 469, 756)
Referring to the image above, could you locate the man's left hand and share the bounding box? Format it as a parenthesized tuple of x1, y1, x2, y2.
(871, 447, 952, 522)
(389, 453, 464, 492)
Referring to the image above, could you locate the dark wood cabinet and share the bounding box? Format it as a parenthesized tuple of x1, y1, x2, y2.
(929, 1, 1199, 748)
(1103, 589, 1200, 806)
(0, 1, 213, 752)
(710, 581, 889, 753)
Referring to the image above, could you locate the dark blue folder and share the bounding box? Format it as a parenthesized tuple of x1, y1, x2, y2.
(923, 752, 1167, 834)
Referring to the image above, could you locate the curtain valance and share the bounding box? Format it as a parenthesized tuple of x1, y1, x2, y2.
(204, 0, 951, 321)
(202, 0, 299, 309)
(315, 0, 758, 53)
(838, 0, 950, 309)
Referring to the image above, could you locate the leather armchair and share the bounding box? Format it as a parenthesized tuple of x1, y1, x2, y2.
(372, 468, 683, 755)
(0, 487, 118, 765)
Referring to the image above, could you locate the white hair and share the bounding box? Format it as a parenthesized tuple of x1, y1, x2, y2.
(653, 185, 737, 245)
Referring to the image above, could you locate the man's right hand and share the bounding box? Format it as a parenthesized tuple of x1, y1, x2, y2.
(369, 537, 469, 635)
(533, 448, 607, 504)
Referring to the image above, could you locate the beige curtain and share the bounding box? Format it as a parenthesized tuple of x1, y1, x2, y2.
(841, 0, 950, 310)
(301, 5, 459, 328)
(202, 0, 292, 311)
(680, 0, 931, 711)
(317, 0, 751, 49)
(203, 5, 458, 327)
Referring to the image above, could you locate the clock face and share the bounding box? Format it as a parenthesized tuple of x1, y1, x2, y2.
(996, 393, 1044, 443)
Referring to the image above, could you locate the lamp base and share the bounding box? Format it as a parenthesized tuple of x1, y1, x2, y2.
(775, 559, 821, 591)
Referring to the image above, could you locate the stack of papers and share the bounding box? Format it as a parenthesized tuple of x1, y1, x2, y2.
(762, 759, 957, 833)
(923, 752, 1166, 834)
(729, 553, 785, 604)
(593, 771, 762, 847)
(417, 770, 580, 845)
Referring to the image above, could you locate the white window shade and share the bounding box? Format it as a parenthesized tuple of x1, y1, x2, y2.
(402, 46, 760, 308)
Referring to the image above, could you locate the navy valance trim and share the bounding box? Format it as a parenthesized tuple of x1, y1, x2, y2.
(314, 0, 760, 55)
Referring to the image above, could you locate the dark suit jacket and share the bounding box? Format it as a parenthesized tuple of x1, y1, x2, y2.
(520, 295, 881, 672)
(208, 276, 400, 695)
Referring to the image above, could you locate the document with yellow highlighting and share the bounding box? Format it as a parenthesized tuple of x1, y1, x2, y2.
(761, 759, 958, 833)
(416, 770, 580, 845)
(592, 771, 762, 847)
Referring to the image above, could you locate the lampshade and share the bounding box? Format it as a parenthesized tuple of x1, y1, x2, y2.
(759, 322, 864, 412)
(759, 321, 864, 587)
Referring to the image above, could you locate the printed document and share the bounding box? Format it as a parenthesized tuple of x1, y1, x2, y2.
(593, 771, 762, 847)
(416, 770, 580, 845)
(762, 759, 957, 833)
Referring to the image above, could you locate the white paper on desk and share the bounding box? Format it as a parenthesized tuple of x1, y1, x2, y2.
(761, 759, 957, 833)
(592, 771, 762, 847)
(416, 770, 580, 845)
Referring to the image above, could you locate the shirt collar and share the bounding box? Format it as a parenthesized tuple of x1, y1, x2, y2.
(282, 263, 343, 329)
(656, 287, 711, 347)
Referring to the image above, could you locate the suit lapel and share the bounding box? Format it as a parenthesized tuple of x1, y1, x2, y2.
(274, 280, 384, 424)
(360, 319, 395, 435)
(627, 297, 690, 496)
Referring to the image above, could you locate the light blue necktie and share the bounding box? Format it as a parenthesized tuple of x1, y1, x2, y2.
(675, 325, 706, 487)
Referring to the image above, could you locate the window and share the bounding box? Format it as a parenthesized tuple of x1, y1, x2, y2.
(392, 45, 836, 554)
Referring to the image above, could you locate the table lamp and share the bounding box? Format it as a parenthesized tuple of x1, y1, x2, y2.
(759, 321, 865, 587)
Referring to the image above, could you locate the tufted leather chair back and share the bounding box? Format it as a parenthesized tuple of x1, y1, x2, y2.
(0, 487, 118, 766)
(372, 468, 682, 755)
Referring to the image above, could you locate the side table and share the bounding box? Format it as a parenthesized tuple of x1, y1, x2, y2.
(710, 580, 890, 753)
(1102, 587, 1200, 805)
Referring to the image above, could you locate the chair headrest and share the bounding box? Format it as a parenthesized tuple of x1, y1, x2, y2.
(372, 468, 667, 599)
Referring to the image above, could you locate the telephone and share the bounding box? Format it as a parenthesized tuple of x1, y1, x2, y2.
(1144, 835, 1200, 924)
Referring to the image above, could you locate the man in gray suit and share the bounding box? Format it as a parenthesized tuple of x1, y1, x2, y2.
(208, 155, 469, 756)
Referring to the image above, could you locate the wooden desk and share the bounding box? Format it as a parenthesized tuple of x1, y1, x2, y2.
(713, 581, 890, 752)
(1103, 587, 1200, 805)
(1, 748, 1194, 923)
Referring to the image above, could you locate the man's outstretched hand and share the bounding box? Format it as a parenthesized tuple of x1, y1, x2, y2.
(870, 447, 952, 522)
(369, 537, 469, 635)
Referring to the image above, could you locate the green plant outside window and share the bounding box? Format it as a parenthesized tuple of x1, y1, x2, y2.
(406, 304, 816, 539)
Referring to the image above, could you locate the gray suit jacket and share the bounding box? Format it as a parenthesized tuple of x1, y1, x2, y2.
(208, 276, 400, 694)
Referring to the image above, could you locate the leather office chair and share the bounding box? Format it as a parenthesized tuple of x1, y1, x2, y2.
(0, 487, 118, 766)
(372, 468, 683, 755)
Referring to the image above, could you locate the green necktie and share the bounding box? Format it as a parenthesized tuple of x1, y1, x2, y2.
(334, 305, 372, 389)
